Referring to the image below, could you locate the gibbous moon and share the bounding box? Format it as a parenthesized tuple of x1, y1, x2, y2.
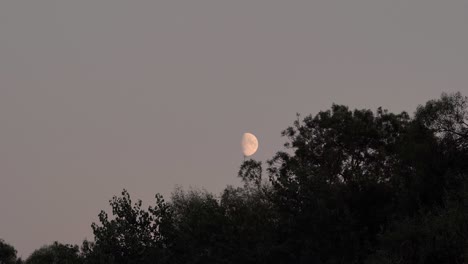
(242, 133, 259, 156)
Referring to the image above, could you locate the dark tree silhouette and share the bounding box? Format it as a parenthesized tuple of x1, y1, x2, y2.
(0, 239, 18, 264)
(265, 105, 411, 263)
(25, 242, 81, 264)
(13, 92, 468, 264)
(83, 190, 172, 264)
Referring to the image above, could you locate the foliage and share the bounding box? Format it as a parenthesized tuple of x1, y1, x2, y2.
(0, 239, 17, 264)
(25, 242, 81, 264)
(266, 105, 410, 263)
(83, 190, 172, 264)
(9, 92, 468, 264)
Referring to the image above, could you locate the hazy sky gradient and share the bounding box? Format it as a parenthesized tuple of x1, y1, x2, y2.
(1, 0, 467, 257)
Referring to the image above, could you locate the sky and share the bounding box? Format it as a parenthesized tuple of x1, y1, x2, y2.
(0, 0, 467, 257)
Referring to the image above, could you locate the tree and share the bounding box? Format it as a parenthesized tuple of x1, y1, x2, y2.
(167, 183, 278, 264)
(220, 185, 279, 263)
(168, 188, 227, 264)
(85, 190, 172, 264)
(416, 92, 468, 150)
(266, 106, 410, 263)
(25, 242, 81, 264)
(368, 180, 468, 264)
(238, 159, 263, 188)
(369, 92, 468, 264)
(0, 239, 17, 264)
(415, 92, 468, 193)
(80, 92, 468, 263)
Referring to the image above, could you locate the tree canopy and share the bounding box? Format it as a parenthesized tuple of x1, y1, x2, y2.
(0, 239, 18, 264)
(25, 242, 82, 264)
(3, 92, 468, 263)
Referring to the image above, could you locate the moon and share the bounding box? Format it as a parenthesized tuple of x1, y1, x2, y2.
(242, 133, 259, 156)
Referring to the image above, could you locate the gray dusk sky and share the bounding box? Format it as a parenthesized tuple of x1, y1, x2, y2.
(1, 0, 467, 257)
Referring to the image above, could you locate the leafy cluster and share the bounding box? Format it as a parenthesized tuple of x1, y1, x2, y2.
(2, 92, 468, 264)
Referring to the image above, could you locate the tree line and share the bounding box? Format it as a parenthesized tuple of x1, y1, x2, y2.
(2, 92, 468, 264)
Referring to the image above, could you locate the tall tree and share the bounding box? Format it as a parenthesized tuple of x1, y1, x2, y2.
(266, 105, 410, 263)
